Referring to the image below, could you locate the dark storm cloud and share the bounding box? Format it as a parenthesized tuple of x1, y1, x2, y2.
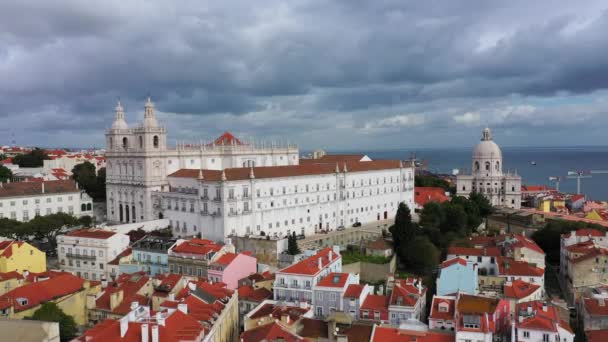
(1, 0, 608, 148)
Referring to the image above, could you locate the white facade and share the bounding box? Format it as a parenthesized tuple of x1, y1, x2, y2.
(456, 127, 522, 209)
(57, 229, 130, 281)
(105, 99, 297, 224)
(0, 181, 93, 221)
(154, 162, 414, 242)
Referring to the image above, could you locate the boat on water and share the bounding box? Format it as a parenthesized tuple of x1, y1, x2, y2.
(530, 161, 537, 165)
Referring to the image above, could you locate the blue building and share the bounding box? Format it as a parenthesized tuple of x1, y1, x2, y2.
(436, 257, 478, 296)
(119, 236, 176, 276)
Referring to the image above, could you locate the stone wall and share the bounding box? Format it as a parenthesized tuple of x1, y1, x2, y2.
(232, 236, 288, 266)
(342, 255, 396, 283)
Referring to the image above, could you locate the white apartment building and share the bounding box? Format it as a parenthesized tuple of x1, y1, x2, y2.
(105, 99, 297, 224)
(0, 180, 93, 221)
(513, 301, 575, 342)
(274, 247, 342, 305)
(153, 159, 414, 241)
(57, 228, 130, 281)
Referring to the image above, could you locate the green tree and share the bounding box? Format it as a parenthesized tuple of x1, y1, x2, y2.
(469, 192, 493, 218)
(78, 215, 93, 227)
(95, 167, 106, 200)
(0, 153, 6, 161)
(24, 213, 78, 249)
(439, 202, 468, 234)
(0, 165, 12, 182)
(403, 236, 440, 274)
(415, 174, 456, 195)
(0, 218, 27, 240)
(390, 203, 419, 265)
(28, 302, 77, 341)
(451, 196, 482, 232)
(72, 161, 97, 195)
(419, 202, 444, 229)
(12, 148, 50, 167)
(287, 232, 302, 255)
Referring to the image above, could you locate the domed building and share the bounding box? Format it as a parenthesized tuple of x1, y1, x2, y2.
(456, 128, 521, 208)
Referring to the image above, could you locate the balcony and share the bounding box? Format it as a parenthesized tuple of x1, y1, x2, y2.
(200, 210, 209, 216)
(227, 196, 237, 202)
(290, 283, 300, 289)
(66, 253, 96, 260)
(213, 197, 222, 202)
(201, 195, 209, 200)
(275, 282, 287, 288)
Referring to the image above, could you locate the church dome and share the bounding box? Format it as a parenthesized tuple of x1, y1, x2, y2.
(473, 127, 502, 159)
(111, 101, 129, 130)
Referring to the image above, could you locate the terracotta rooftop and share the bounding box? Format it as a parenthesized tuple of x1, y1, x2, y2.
(279, 247, 340, 276)
(168, 159, 403, 182)
(0, 274, 85, 312)
(440, 257, 467, 269)
(237, 285, 272, 302)
(65, 228, 117, 239)
(0, 180, 78, 198)
(390, 278, 425, 307)
(300, 154, 367, 164)
(457, 294, 500, 315)
(344, 284, 365, 298)
(583, 295, 608, 316)
(447, 246, 501, 257)
(360, 294, 389, 312)
(0, 240, 24, 258)
(213, 131, 244, 146)
(587, 329, 608, 342)
(429, 296, 455, 321)
(316, 273, 350, 288)
(504, 280, 541, 299)
(516, 301, 572, 334)
(240, 322, 302, 342)
(415, 187, 450, 207)
(249, 302, 310, 322)
(171, 238, 222, 256)
(371, 326, 454, 342)
(213, 252, 238, 266)
(497, 257, 544, 277)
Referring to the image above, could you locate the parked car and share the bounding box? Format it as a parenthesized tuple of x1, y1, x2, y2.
(337, 226, 345, 231)
(352, 222, 362, 227)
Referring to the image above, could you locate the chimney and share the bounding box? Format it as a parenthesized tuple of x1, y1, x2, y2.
(318, 257, 323, 270)
(178, 303, 188, 314)
(542, 302, 548, 312)
(329, 251, 333, 261)
(101, 278, 108, 288)
(527, 305, 532, 315)
(41, 182, 45, 194)
(281, 314, 290, 325)
(599, 298, 606, 307)
(168, 293, 175, 301)
(151, 325, 159, 342)
(141, 324, 149, 342)
(518, 315, 523, 323)
(120, 317, 129, 338)
(23, 270, 29, 279)
(130, 301, 139, 311)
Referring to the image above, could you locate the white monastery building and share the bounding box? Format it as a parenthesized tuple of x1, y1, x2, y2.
(456, 127, 522, 209)
(105, 99, 415, 242)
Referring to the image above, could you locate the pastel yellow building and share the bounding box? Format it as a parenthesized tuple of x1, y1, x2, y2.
(0, 240, 46, 274)
(0, 273, 101, 325)
(0, 271, 25, 295)
(585, 210, 607, 222)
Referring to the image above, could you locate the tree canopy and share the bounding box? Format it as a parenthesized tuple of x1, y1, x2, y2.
(0, 165, 12, 182)
(71, 162, 106, 201)
(12, 148, 50, 167)
(532, 219, 606, 265)
(0, 213, 79, 249)
(415, 174, 456, 194)
(28, 302, 77, 341)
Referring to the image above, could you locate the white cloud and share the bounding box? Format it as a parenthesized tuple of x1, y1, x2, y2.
(453, 111, 481, 125)
(362, 114, 426, 133)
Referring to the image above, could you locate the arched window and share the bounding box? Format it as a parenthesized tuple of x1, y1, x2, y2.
(153, 136, 159, 148)
(81, 204, 86, 211)
(87, 203, 92, 211)
(475, 161, 480, 171)
(122, 137, 128, 149)
(139, 136, 143, 148)
(485, 162, 490, 171)
(109, 137, 113, 147)
(495, 161, 500, 171)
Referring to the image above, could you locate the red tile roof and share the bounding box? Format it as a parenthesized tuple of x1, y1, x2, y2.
(171, 238, 222, 256)
(447, 246, 501, 257)
(344, 284, 365, 298)
(570, 247, 608, 264)
(240, 322, 303, 342)
(415, 187, 450, 207)
(316, 273, 350, 288)
(152, 273, 183, 298)
(169, 160, 403, 182)
(457, 294, 500, 314)
(0, 180, 78, 198)
(0, 274, 85, 312)
(213, 132, 244, 146)
(504, 280, 541, 299)
(371, 326, 454, 342)
(497, 257, 544, 277)
(65, 228, 116, 239)
(107, 248, 132, 265)
(440, 257, 467, 269)
(360, 294, 389, 312)
(587, 329, 608, 342)
(237, 285, 272, 302)
(390, 278, 425, 307)
(95, 272, 150, 314)
(583, 296, 608, 316)
(249, 303, 310, 322)
(522, 185, 552, 192)
(76, 310, 205, 342)
(213, 252, 238, 266)
(429, 296, 455, 321)
(0, 240, 24, 258)
(279, 247, 340, 276)
(300, 154, 367, 164)
(516, 301, 571, 333)
(498, 234, 545, 255)
(0, 271, 24, 281)
(562, 229, 606, 238)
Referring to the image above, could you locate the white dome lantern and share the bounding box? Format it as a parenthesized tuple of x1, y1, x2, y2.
(472, 127, 502, 175)
(111, 101, 129, 130)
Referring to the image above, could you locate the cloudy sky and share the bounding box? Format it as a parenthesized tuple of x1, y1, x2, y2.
(1, 0, 608, 150)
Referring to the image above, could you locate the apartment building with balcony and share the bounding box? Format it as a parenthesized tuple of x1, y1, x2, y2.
(57, 228, 130, 281)
(273, 246, 341, 305)
(311, 272, 359, 317)
(118, 236, 176, 276)
(167, 238, 234, 278)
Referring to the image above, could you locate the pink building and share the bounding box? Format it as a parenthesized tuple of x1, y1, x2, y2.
(207, 252, 257, 289)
